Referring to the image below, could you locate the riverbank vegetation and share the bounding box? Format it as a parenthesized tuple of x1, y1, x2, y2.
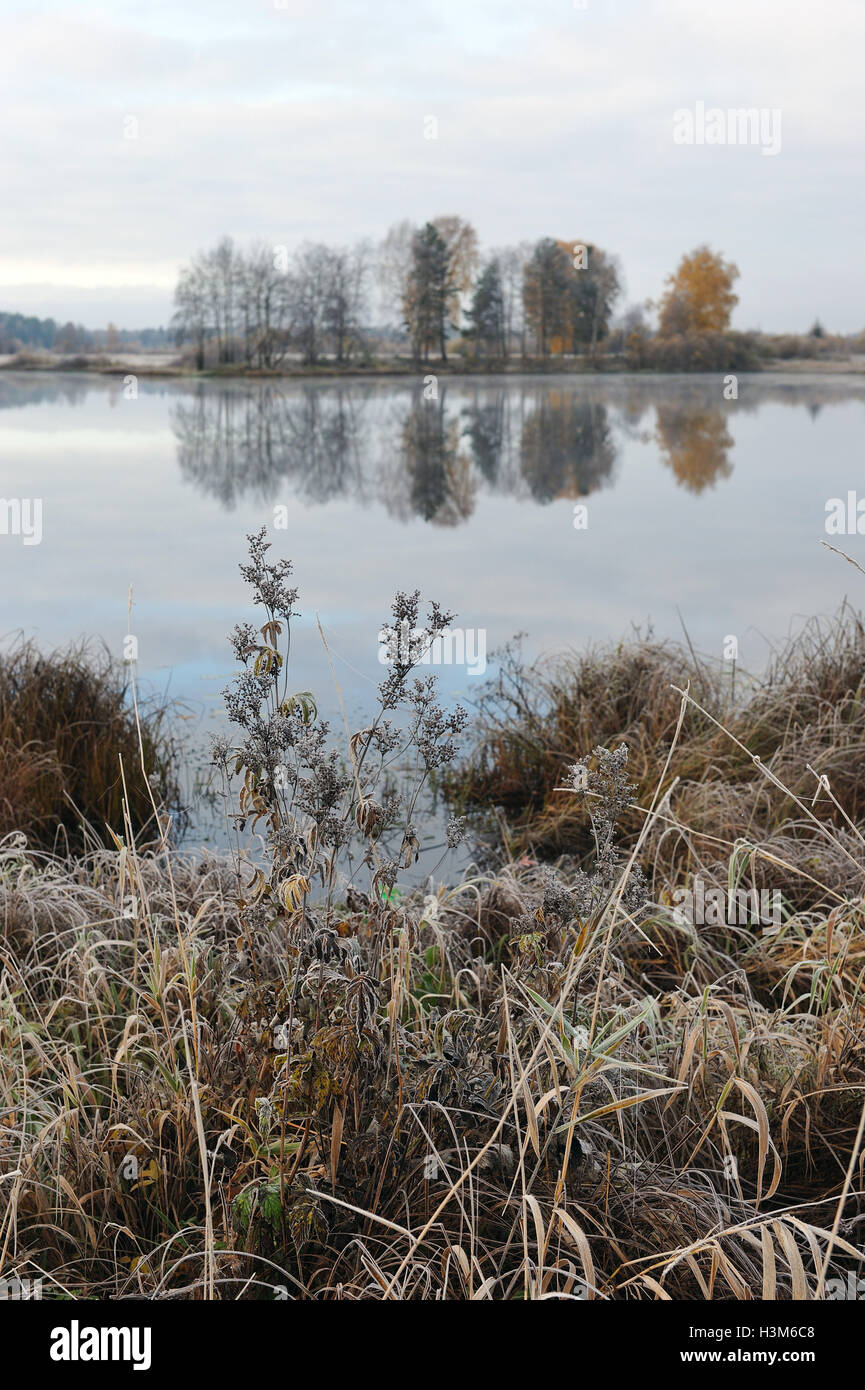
(1, 542, 864, 1299)
(0, 639, 184, 852)
(448, 604, 865, 886)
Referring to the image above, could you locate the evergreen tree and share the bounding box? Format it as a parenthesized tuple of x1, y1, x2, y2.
(465, 259, 506, 360)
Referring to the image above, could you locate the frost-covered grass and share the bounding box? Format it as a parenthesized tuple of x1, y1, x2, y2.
(1, 540, 863, 1300)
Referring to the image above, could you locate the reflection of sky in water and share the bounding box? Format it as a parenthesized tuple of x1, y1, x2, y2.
(1, 370, 865, 848)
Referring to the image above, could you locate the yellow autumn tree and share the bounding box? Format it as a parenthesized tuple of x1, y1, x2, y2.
(658, 246, 739, 337)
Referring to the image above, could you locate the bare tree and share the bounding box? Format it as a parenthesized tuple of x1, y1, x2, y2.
(242, 242, 291, 368)
(322, 242, 371, 363)
(204, 236, 241, 364)
(172, 254, 210, 369)
(377, 220, 415, 333)
(490, 241, 532, 358)
(288, 243, 334, 365)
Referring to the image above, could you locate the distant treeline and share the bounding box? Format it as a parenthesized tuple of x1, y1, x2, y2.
(0, 312, 171, 355)
(6, 226, 864, 373)
(168, 226, 865, 372)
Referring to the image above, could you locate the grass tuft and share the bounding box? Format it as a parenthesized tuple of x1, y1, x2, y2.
(0, 637, 185, 851)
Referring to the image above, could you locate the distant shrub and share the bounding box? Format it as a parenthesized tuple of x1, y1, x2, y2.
(626, 329, 761, 371)
(753, 332, 850, 362)
(61, 353, 111, 369)
(7, 350, 52, 368)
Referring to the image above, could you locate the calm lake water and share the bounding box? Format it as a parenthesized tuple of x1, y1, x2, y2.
(2, 369, 864, 844)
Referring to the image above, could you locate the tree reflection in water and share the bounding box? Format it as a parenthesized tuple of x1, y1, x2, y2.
(654, 404, 733, 493)
(171, 380, 625, 522)
(86, 373, 863, 523)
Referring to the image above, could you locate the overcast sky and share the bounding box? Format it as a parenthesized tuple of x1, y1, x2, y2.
(1, 0, 862, 330)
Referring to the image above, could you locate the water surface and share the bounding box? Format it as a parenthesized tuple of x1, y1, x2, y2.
(2, 370, 864, 842)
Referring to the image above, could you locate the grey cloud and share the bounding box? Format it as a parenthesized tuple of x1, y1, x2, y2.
(1, 0, 863, 330)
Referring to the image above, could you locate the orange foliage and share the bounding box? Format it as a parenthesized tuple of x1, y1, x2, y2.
(658, 246, 739, 337)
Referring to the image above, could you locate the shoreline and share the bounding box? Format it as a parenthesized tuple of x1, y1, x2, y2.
(2, 356, 864, 382)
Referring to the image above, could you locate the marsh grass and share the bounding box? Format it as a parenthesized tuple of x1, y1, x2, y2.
(0, 637, 185, 851)
(448, 605, 865, 898)
(0, 555, 864, 1300)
